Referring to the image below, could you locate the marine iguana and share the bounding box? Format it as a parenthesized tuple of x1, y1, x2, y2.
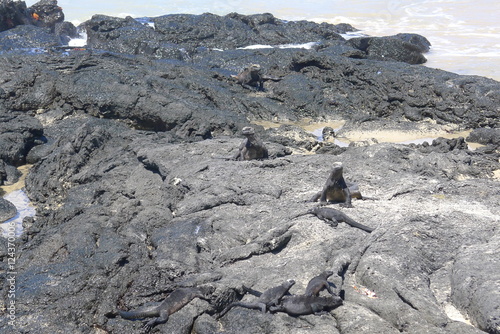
(218, 279, 295, 318)
(309, 162, 364, 207)
(305, 271, 336, 296)
(269, 295, 343, 316)
(233, 126, 269, 161)
(295, 207, 374, 233)
(232, 64, 281, 90)
(118, 287, 207, 331)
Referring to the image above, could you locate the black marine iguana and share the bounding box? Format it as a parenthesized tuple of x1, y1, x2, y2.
(269, 295, 343, 316)
(233, 126, 269, 161)
(295, 207, 375, 233)
(118, 287, 207, 331)
(232, 64, 281, 90)
(309, 162, 366, 207)
(218, 279, 295, 318)
(305, 270, 337, 296)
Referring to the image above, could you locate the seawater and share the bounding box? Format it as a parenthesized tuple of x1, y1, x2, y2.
(1, 190, 36, 238)
(24, 0, 500, 81)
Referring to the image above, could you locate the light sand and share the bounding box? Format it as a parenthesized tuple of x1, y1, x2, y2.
(253, 119, 479, 147)
(1, 164, 33, 195)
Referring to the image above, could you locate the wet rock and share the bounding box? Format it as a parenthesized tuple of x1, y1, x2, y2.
(0, 197, 16, 223)
(348, 35, 428, 64)
(393, 33, 431, 52)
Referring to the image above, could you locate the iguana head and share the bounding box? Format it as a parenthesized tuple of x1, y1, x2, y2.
(329, 162, 343, 179)
(241, 127, 256, 136)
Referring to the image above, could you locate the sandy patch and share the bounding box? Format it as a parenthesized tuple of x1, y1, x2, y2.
(339, 129, 474, 145)
(1, 165, 33, 194)
(253, 119, 482, 148)
(252, 119, 346, 132)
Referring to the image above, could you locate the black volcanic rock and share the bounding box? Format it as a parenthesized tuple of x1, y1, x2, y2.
(467, 128, 500, 147)
(82, 12, 432, 66)
(0, 0, 32, 32)
(393, 33, 432, 52)
(0, 197, 16, 222)
(0, 24, 62, 50)
(28, 0, 64, 30)
(348, 35, 428, 64)
(0, 112, 43, 166)
(0, 10, 499, 334)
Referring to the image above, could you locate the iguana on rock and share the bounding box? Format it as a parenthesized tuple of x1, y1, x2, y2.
(118, 287, 207, 331)
(232, 64, 281, 90)
(305, 270, 337, 296)
(295, 207, 374, 233)
(309, 162, 365, 207)
(233, 126, 269, 161)
(269, 295, 343, 316)
(218, 279, 295, 318)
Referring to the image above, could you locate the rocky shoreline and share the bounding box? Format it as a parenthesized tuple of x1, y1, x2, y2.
(1, 1, 499, 333)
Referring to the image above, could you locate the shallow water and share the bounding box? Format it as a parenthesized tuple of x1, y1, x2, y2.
(24, 0, 500, 81)
(1, 165, 36, 238)
(1, 190, 36, 237)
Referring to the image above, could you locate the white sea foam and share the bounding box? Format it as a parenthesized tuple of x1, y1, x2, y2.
(238, 44, 273, 50)
(68, 37, 87, 47)
(1, 190, 36, 238)
(238, 42, 318, 50)
(277, 42, 318, 49)
(134, 17, 156, 29)
(68, 30, 88, 47)
(340, 31, 369, 40)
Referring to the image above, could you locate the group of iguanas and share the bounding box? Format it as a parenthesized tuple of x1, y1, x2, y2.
(118, 272, 342, 331)
(118, 108, 376, 330)
(232, 127, 375, 232)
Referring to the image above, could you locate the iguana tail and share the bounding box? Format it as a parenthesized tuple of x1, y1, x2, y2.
(343, 218, 374, 233)
(118, 307, 159, 320)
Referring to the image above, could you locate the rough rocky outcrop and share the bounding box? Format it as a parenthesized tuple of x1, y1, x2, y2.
(467, 128, 500, 148)
(0, 197, 16, 222)
(84, 12, 353, 54)
(6, 116, 495, 334)
(81, 12, 437, 65)
(0, 0, 77, 50)
(0, 113, 44, 164)
(348, 35, 430, 64)
(0, 0, 31, 32)
(0, 6, 499, 334)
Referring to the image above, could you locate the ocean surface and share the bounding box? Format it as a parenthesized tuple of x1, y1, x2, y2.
(24, 0, 500, 81)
